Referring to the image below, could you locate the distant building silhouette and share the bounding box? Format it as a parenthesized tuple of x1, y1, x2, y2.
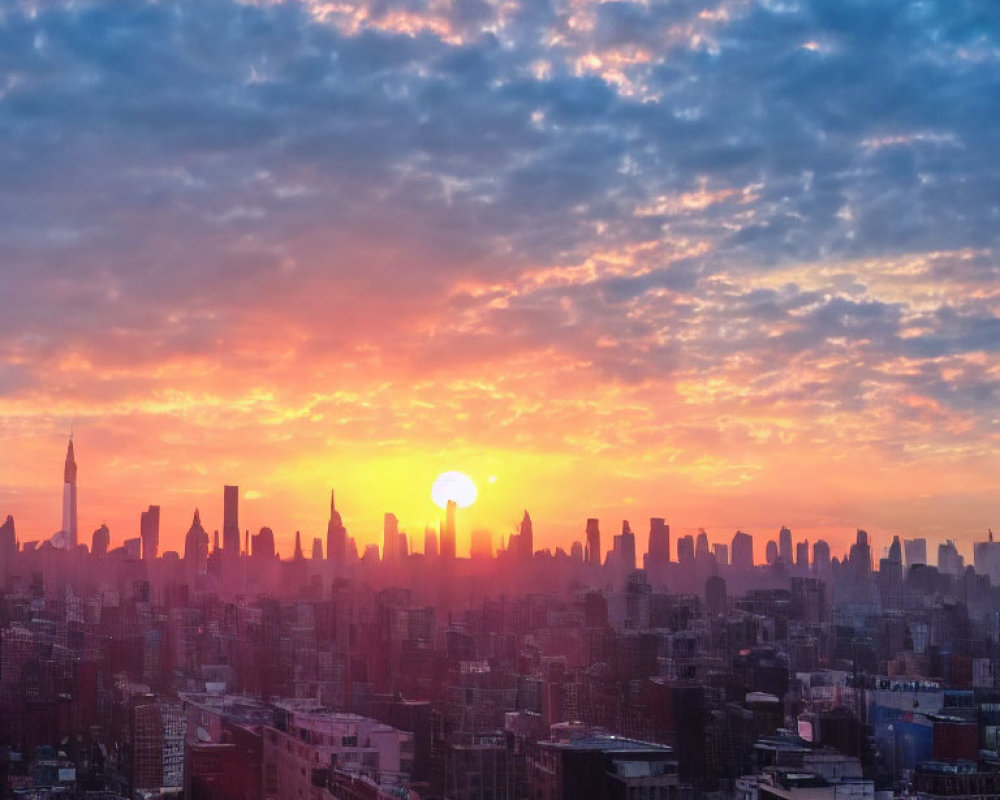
(778, 526, 792, 565)
(326, 490, 347, 562)
(731, 530, 753, 570)
(440, 500, 457, 559)
(585, 518, 601, 566)
(676, 535, 694, 566)
(62, 437, 78, 550)
(141, 504, 160, 561)
(424, 524, 438, 558)
(293, 530, 304, 561)
(647, 517, 670, 565)
(184, 509, 209, 577)
(222, 486, 240, 558)
(904, 537, 927, 567)
(311, 537, 323, 560)
(383, 513, 399, 563)
(812, 539, 831, 573)
(519, 511, 533, 561)
(91, 523, 110, 558)
(795, 540, 809, 569)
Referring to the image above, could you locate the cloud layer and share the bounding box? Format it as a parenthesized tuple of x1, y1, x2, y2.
(0, 0, 997, 557)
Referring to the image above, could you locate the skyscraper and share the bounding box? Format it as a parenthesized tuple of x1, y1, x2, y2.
(731, 530, 754, 570)
(440, 500, 457, 559)
(519, 511, 533, 561)
(647, 518, 670, 566)
(778, 526, 792, 565)
(140, 504, 160, 561)
(676, 534, 694, 565)
(326, 490, 347, 562)
(423, 525, 438, 558)
(904, 538, 927, 567)
(585, 518, 601, 566)
(62, 437, 78, 550)
(223, 486, 240, 557)
(383, 513, 399, 562)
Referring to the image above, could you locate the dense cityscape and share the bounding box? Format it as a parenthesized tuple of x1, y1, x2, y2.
(0, 439, 996, 799)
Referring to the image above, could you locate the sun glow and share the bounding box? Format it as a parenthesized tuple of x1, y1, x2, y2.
(431, 471, 477, 509)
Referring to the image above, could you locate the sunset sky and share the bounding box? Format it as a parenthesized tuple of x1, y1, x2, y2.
(0, 0, 998, 561)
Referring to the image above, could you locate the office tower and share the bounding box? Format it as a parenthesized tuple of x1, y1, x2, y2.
(585, 519, 601, 566)
(383, 513, 400, 562)
(904, 538, 927, 567)
(779, 526, 792, 565)
(184, 509, 209, 576)
(91, 523, 110, 558)
(878, 538, 904, 609)
(311, 537, 323, 560)
(938, 539, 964, 576)
(647, 517, 670, 565)
(440, 500, 457, 559)
(140, 504, 160, 561)
(470, 528, 492, 559)
(424, 525, 438, 558)
(796, 540, 809, 570)
(695, 529, 711, 561)
(570, 540, 584, 562)
(293, 530, 304, 561)
(713, 543, 729, 566)
(676, 534, 695, 565)
(731, 530, 754, 570)
(326, 490, 347, 562)
(705, 575, 727, 616)
(617, 521, 637, 572)
(398, 532, 408, 558)
(813, 539, 831, 573)
(62, 437, 78, 550)
(849, 529, 872, 579)
(974, 531, 1000, 585)
(520, 511, 533, 561)
(765, 540, 778, 566)
(222, 486, 240, 556)
(251, 527, 275, 560)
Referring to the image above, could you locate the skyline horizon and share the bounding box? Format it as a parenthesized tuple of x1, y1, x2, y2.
(1, 433, 992, 564)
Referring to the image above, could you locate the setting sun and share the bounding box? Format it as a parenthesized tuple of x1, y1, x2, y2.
(431, 471, 477, 510)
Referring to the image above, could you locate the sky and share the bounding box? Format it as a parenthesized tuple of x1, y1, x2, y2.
(0, 0, 998, 561)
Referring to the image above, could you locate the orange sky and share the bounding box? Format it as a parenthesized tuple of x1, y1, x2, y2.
(0, 0, 998, 563)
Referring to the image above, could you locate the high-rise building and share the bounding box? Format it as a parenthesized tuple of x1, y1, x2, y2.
(91, 523, 110, 558)
(184, 509, 209, 578)
(904, 538, 927, 567)
(647, 518, 670, 565)
(712, 543, 729, 566)
(62, 437, 78, 550)
(616, 521, 637, 572)
(731, 530, 754, 570)
(311, 537, 323, 559)
(140, 504, 160, 561)
(765, 540, 778, 565)
(383, 513, 399, 562)
(813, 539, 831, 574)
(326, 490, 347, 562)
(676, 534, 695, 565)
(424, 525, 438, 558)
(520, 511, 533, 561)
(938, 539, 964, 576)
(585, 518, 601, 566)
(293, 530, 304, 560)
(779, 526, 792, 565)
(222, 486, 240, 557)
(440, 500, 457, 559)
(695, 529, 711, 561)
(796, 540, 809, 570)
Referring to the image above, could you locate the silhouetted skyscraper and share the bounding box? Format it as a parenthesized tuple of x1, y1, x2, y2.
(904, 538, 927, 567)
(293, 530, 304, 561)
(223, 486, 240, 556)
(731, 530, 754, 570)
(326, 490, 347, 562)
(424, 525, 438, 558)
(813, 539, 831, 573)
(140, 504, 160, 561)
(91, 523, 109, 558)
(440, 500, 457, 559)
(765, 540, 778, 565)
(778, 526, 792, 565)
(617, 520, 637, 572)
(383, 513, 399, 562)
(585, 519, 601, 566)
(184, 509, 209, 577)
(647, 518, 669, 565)
(520, 511, 533, 561)
(62, 437, 78, 550)
(795, 540, 809, 569)
(712, 543, 728, 566)
(251, 526, 275, 560)
(311, 537, 323, 559)
(677, 534, 694, 565)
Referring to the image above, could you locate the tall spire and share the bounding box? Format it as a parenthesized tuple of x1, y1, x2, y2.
(61, 437, 78, 550)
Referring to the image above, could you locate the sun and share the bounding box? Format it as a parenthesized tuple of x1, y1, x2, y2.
(431, 471, 477, 509)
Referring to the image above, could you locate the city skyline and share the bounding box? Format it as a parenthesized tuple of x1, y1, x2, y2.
(1, 0, 998, 559)
(3, 434, 991, 565)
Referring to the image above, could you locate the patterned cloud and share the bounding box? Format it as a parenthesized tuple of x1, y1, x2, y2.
(0, 0, 997, 555)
